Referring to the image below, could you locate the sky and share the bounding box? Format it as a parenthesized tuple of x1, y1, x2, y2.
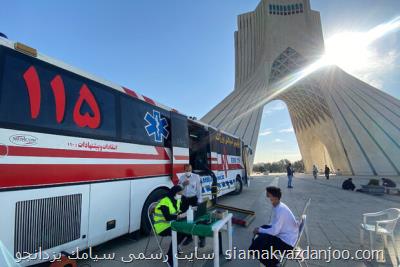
(1, 0, 399, 164)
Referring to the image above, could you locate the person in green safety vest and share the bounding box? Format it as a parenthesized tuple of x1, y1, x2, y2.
(154, 185, 190, 267)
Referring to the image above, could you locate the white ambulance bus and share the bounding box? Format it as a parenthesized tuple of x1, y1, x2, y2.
(0, 37, 250, 266)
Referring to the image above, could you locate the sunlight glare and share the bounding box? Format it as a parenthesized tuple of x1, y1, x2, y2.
(324, 32, 371, 72)
(324, 16, 400, 72)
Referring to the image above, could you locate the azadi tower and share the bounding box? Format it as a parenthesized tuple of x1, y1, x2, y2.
(202, 0, 400, 176)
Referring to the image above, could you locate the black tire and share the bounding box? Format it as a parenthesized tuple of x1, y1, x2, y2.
(230, 175, 243, 195)
(140, 187, 168, 235)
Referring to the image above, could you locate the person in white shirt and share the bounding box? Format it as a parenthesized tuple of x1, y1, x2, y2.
(249, 186, 299, 266)
(178, 164, 205, 247)
(179, 164, 202, 205)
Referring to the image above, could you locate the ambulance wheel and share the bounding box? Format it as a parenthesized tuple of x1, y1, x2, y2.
(230, 175, 243, 195)
(140, 187, 168, 235)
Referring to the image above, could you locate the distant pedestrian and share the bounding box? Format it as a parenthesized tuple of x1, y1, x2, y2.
(342, 178, 355, 191)
(312, 165, 318, 179)
(287, 163, 294, 188)
(324, 165, 330, 180)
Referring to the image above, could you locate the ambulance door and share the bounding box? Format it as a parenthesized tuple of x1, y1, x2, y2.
(170, 112, 189, 184)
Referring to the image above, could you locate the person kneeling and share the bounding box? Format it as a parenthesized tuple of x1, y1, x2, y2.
(249, 186, 299, 267)
(342, 178, 355, 191)
(154, 185, 191, 267)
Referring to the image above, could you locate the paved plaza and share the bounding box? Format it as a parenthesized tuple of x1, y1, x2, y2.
(76, 175, 400, 267)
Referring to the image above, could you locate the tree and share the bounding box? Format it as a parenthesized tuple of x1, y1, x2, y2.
(252, 158, 304, 173)
(252, 163, 266, 173)
(293, 159, 304, 173)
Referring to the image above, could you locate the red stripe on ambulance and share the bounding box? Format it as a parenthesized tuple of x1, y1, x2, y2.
(6, 146, 169, 160)
(0, 163, 172, 188)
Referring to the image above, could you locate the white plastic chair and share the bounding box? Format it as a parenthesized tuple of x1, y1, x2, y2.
(144, 202, 165, 259)
(360, 208, 400, 263)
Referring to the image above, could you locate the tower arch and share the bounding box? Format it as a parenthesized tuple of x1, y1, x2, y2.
(202, 0, 400, 176)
